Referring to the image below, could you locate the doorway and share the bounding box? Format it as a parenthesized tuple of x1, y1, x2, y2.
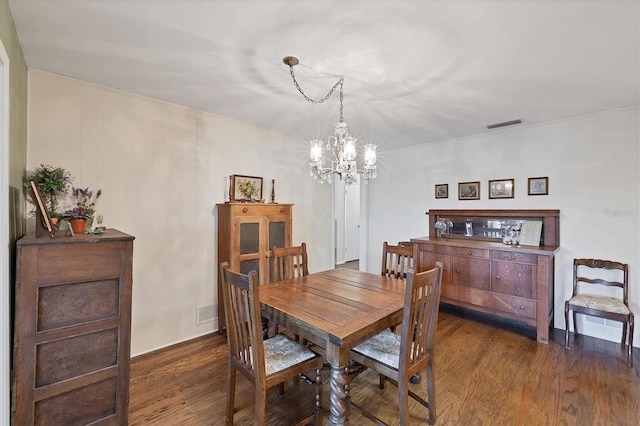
(334, 176, 361, 269)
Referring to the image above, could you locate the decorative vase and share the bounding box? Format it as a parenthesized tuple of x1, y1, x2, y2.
(69, 218, 87, 233)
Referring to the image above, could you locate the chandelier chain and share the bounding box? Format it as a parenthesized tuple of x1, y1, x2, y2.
(288, 66, 344, 122)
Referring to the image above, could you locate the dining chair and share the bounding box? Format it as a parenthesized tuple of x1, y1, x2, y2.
(271, 243, 309, 282)
(349, 262, 443, 425)
(219, 262, 323, 425)
(382, 241, 414, 279)
(564, 258, 634, 367)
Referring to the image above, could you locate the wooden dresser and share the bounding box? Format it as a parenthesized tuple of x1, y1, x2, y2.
(412, 209, 559, 343)
(216, 203, 292, 331)
(12, 229, 134, 425)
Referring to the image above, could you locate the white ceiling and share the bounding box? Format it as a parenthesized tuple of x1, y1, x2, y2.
(8, 0, 640, 151)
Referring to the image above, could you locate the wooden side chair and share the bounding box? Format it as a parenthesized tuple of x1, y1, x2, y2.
(271, 243, 309, 282)
(349, 263, 443, 425)
(219, 262, 323, 425)
(564, 258, 634, 367)
(382, 241, 414, 279)
(271, 243, 312, 345)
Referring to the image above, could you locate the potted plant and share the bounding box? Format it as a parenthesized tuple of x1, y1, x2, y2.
(25, 164, 73, 224)
(64, 186, 102, 233)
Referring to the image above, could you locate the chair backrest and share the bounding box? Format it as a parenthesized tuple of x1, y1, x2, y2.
(572, 258, 629, 304)
(399, 262, 442, 372)
(219, 262, 266, 380)
(381, 241, 414, 279)
(271, 243, 309, 282)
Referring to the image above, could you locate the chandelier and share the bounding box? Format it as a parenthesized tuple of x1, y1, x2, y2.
(283, 56, 377, 185)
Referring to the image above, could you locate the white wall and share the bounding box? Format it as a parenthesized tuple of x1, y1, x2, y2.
(26, 70, 640, 352)
(26, 70, 334, 356)
(367, 107, 639, 347)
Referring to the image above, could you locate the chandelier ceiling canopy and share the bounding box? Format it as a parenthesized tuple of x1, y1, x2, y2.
(283, 56, 377, 185)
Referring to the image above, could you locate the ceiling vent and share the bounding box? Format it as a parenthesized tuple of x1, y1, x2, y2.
(487, 119, 522, 129)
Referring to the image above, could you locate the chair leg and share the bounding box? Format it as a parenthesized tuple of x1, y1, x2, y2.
(379, 374, 385, 389)
(564, 303, 571, 349)
(426, 362, 436, 425)
(315, 367, 323, 425)
(256, 387, 266, 426)
(398, 372, 410, 426)
(226, 365, 236, 425)
(628, 314, 634, 367)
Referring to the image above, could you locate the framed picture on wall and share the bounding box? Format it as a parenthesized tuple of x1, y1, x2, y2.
(231, 174, 263, 202)
(528, 176, 549, 195)
(488, 178, 515, 199)
(435, 184, 448, 199)
(458, 181, 480, 200)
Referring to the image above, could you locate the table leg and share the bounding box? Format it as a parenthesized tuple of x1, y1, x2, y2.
(325, 342, 349, 425)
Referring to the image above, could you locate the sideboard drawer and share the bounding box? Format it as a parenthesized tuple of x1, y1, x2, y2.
(452, 247, 489, 258)
(491, 250, 538, 264)
(418, 243, 451, 254)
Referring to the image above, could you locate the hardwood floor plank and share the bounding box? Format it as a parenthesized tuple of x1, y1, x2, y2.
(129, 308, 640, 425)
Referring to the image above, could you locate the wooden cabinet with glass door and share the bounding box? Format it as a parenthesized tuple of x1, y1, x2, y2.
(216, 203, 292, 332)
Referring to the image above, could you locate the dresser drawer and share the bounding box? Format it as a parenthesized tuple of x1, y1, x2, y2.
(452, 247, 489, 258)
(490, 250, 537, 264)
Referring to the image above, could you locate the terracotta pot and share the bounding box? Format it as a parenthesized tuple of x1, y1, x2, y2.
(69, 218, 87, 233)
(50, 217, 59, 226)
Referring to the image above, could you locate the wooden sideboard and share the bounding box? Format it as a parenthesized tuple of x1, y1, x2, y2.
(412, 209, 559, 343)
(13, 230, 134, 425)
(216, 203, 292, 332)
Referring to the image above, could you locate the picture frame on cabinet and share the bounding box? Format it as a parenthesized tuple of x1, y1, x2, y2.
(27, 181, 57, 237)
(435, 183, 448, 199)
(489, 178, 515, 199)
(231, 174, 263, 202)
(458, 181, 480, 200)
(528, 176, 549, 195)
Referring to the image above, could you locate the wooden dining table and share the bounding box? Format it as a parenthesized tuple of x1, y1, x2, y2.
(259, 268, 406, 426)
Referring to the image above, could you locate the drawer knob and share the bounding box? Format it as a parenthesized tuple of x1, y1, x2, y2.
(520, 305, 525, 310)
(495, 275, 501, 280)
(242, 207, 248, 213)
(511, 255, 516, 260)
(517, 272, 522, 278)
(280, 208, 285, 213)
(467, 250, 472, 255)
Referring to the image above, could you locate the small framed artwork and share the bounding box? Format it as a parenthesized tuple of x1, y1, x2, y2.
(231, 174, 263, 202)
(489, 178, 515, 199)
(435, 183, 448, 199)
(458, 181, 480, 200)
(528, 176, 549, 196)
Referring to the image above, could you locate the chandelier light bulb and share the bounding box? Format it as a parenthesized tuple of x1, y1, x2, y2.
(310, 140, 324, 164)
(343, 137, 357, 161)
(364, 144, 377, 166)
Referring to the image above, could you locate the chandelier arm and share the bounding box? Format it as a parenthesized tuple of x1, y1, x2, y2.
(288, 66, 344, 105)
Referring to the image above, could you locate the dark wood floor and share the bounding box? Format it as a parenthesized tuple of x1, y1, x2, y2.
(129, 306, 639, 425)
